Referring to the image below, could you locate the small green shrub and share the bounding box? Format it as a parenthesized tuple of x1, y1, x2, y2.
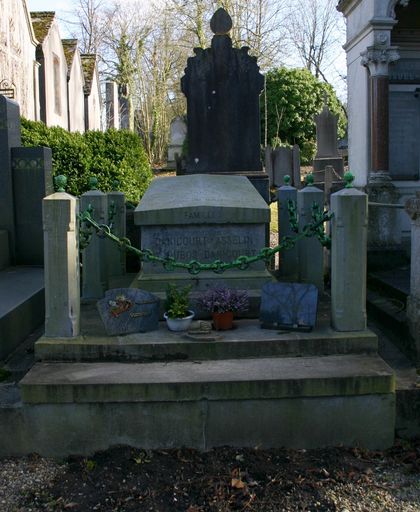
(165, 284, 192, 318)
(20, 119, 153, 203)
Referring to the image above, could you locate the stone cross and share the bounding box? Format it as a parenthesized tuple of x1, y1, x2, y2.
(181, 8, 264, 174)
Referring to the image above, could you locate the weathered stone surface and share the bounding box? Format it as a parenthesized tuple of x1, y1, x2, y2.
(331, 187, 368, 332)
(181, 9, 264, 173)
(106, 191, 126, 279)
(141, 225, 266, 273)
(97, 288, 159, 335)
(135, 175, 269, 225)
(297, 185, 324, 291)
(133, 175, 271, 300)
(12, 146, 53, 265)
(43, 192, 80, 338)
(80, 189, 108, 299)
(260, 282, 318, 329)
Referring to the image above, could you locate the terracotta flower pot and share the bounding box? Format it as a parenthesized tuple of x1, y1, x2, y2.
(212, 311, 234, 330)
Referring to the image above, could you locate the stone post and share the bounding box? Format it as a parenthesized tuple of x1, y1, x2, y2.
(297, 179, 324, 291)
(106, 187, 126, 281)
(80, 180, 108, 299)
(43, 191, 80, 337)
(330, 184, 368, 331)
(278, 176, 298, 279)
(292, 144, 301, 189)
(405, 192, 420, 359)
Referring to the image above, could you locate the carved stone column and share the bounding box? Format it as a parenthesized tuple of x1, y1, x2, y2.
(361, 45, 401, 248)
(405, 192, 420, 362)
(361, 45, 399, 182)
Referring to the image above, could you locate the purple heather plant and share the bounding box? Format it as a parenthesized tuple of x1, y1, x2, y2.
(197, 286, 249, 314)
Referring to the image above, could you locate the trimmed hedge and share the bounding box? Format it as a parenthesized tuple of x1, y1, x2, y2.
(21, 119, 153, 203)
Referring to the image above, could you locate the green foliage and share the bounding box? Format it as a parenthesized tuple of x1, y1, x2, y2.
(262, 67, 347, 164)
(165, 284, 192, 319)
(20, 119, 152, 202)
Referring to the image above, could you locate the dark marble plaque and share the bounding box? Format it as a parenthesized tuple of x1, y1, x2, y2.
(97, 288, 160, 335)
(12, 146, 53, 265)
(389, 91, 420, 180)
(181, 8, 264, 174)
(260, 282, 318, 330)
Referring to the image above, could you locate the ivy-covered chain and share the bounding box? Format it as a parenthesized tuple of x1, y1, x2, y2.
(78, 207, 333, 275)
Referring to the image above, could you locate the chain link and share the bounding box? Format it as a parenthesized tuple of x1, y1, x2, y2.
(78, 205, 333, 275)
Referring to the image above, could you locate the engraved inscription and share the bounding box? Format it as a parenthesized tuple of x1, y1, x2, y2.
(142, 225, 265, 272)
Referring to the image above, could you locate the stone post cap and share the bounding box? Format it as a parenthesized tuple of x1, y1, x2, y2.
(44, 191, 77, 202)
(405, 191, 420, 220)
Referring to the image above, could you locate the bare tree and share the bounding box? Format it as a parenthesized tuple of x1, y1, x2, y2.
(289, 0, 342, 80)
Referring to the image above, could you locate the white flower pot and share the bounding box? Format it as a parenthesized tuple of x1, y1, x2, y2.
(164, 311, 195, 332)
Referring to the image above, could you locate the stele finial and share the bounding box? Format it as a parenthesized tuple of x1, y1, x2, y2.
(89, 176, 98, 190)
(305, 173, 314, 186)
(55, 175, 67, 193)
(210, 7, 233, 35)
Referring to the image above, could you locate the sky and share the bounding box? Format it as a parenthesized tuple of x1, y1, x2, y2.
(27, 0, 347, 100)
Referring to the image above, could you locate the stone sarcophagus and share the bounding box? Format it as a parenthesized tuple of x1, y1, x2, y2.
(133, 174, 272, 295)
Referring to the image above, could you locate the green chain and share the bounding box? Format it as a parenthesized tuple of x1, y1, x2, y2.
(78, 206, 333, 275)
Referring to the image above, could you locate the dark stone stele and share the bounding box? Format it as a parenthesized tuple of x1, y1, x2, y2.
(259, 282, 318, 331)
(97, 288, 160, 336)
(181, 8, 264, 174)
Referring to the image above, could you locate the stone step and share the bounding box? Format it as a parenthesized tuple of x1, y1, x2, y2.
(11, 354, 396, 455)
(35, 321, 378, 362)
(0, 267, 45, 360)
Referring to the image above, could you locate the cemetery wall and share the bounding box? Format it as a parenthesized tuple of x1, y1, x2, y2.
(85, 67, 101, 131)
(67, 52, 85, 132)
(0, 0, 38, 120)
(39, 18, 68, 129)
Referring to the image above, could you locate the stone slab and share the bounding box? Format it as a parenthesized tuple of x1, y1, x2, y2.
(0, 267, 44, 360)
(134, 175, 269, 225)
(35, 322, 379, 362)
(20, 354, 394, 404)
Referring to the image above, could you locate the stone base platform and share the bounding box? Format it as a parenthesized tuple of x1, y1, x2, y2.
(10, 354, 394, 456)
(0, 301, 396, 456)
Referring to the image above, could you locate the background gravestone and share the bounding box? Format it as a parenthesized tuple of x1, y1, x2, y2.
(313, 104, 344, 182)
(181, 8, 264, 175)
(167, 116, 187, 169)
(0, 96, 21, 261)
(12, 147, 53, 264)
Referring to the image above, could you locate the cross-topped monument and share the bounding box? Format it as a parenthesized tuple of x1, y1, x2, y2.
(181, 8, 264, 175)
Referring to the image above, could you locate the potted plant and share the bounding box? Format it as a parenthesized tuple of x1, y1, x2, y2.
(197, 286, 249, 330)
(164, 283, 194, 331)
